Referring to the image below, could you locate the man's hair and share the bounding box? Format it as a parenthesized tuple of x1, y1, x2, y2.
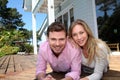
(46, 22, 67, 37)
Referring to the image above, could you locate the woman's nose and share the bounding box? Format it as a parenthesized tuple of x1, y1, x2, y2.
(77, 34, 81, 39)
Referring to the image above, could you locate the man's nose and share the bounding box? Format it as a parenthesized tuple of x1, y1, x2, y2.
(56, 40, 60, 45)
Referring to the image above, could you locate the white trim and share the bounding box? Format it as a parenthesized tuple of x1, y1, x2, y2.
(32, 0, 44, 13)
(55, 4, 73, 29)
(111, 52, 120, 55)
(55, 4, 73, 18)
(48, 0, 55, 25)
(38, 18, 48, 35)
(92, 0, 98, 38)
(61, 0, 68, 6)
(32, 13, 37, 55)
(67, 11, 70, 27)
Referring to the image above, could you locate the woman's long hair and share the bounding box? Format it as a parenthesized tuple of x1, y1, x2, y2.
(69, 19, 111, 64)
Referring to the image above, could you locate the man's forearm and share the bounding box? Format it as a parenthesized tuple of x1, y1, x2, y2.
(36, 72, 46, 80)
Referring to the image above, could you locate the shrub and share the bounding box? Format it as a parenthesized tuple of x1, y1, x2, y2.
(0, 45, 20, 55)
(0, 52, 5, 57)
(24, 44, 33, 53)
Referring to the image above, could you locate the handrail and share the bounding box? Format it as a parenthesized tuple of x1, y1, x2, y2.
(38, 16, 48, 37)
(107, 43, 119, 51)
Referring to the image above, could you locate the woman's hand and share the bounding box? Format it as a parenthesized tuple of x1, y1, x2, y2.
(68, 38, 79, 48)
(80, 77, 89, 80)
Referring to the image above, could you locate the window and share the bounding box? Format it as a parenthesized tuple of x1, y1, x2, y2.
(56, 16, 62, 23)
(63, 12, 68, 31)
(70, 8, 74, 24)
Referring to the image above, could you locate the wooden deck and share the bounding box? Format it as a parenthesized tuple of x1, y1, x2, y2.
(0, 54, 37, 80)
(0, 54, 120, 80)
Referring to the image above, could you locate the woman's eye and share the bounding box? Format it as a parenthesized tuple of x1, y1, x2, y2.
(79, 32, 84, 34)
(72, 33, 77, 37)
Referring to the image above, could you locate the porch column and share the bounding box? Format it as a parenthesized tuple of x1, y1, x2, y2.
(48, 0, 55, 25)
(68, 11, 70, 29)
(32, 13, 37, 55)
(92, 0, 98, 38)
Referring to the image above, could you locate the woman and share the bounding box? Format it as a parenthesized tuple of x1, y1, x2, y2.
(69, 19, 111, 80)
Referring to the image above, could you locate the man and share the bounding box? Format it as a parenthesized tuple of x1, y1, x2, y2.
(36, 22, 81, 80)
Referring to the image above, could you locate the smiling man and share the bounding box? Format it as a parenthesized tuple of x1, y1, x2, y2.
(36, 22, 82, 80)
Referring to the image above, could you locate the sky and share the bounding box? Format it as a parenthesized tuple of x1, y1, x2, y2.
(7, 0, 115, 31)
(7, 0, 47, 31)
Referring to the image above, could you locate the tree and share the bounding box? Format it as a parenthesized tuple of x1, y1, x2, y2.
(0, 0, 25, 30)
(0, 0, 33, 55)
(107, 5, 120, 43)
(98, 5, 120, 43)
(97, 0, 116, 23)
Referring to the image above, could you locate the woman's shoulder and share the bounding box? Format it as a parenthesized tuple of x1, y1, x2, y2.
(95, 39, 107, 48)
(95, 39, 111, 55)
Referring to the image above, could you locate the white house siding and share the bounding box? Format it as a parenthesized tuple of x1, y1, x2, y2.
(41, 0, 98, 42)
(55, 0, 73, 15)
(55, 0, 73, 19)
(55, 0, 98, 37)
(74, 0, 98, 37)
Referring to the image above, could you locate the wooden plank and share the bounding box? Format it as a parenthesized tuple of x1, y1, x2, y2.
(102, 55, 120, 79)
(0, 55, 11, 74)
(6, 55, 14, 73)
(16, 55, 36, 71)
(2, 54, 120, 80)
(0, 74, 5, 79)
(102, 77, 120, 80)
(0, 56, 7, 68)
(14, 55, 23, 72)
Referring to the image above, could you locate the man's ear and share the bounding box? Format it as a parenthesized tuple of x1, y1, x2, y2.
(46, 36, 49, 40)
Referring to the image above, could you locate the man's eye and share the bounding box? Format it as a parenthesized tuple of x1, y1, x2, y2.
(51, 39, 56, 41)
(59, 39, 65, 41)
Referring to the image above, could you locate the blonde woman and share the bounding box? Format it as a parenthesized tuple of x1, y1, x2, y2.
(69, 19, 111, 80)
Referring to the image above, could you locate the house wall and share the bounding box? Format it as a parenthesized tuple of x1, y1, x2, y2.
(74, 0, 98, 37)
(55, 0, 98, 37)
(55, 0, 73, 18)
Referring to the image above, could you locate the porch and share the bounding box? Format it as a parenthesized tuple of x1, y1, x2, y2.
(0, 53, 120, 80)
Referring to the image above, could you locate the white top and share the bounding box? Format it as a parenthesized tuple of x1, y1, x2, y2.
(81, 43, 109, 80)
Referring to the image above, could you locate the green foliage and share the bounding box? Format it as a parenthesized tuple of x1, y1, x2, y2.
(0, 52, 5, 57)
(98, 5, 120, 44)
(0, 45, 20, 55)
(0, 0, 25, 30)
(24, 44, 33, 53)
(0, 0, 8, 9)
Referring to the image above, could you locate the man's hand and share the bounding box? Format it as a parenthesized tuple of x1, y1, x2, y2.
(61, 76, 73, 80)
(43, 75, 56, 80)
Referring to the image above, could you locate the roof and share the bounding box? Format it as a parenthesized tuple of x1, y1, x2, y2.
(23, 0, 64, 13)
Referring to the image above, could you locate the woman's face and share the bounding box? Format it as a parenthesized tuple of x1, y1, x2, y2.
(72, 24, 88, 47)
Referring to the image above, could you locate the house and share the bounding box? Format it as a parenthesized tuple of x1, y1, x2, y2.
(23, 0, 98, 54)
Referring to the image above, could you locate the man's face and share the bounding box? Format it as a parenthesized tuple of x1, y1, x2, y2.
(48, 31, 67, 56)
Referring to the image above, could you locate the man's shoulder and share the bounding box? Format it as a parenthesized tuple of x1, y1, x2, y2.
(39, 41, 49, 49)
(40, 41, 48, 45)
(65, 41, 81, 57)
(66, 41, 80, 51)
